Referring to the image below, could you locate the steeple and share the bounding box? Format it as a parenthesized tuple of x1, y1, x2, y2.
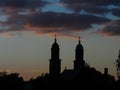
(49, 35, 61, 78)
(74, 37, 85, 70)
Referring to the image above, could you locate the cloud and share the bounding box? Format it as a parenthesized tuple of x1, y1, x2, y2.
(1, 0, 119, 37)
(60, 0, 120, 15)
(25, 12, 110, 36)
(98, 20, 120, 36)
(0, 11, 110, 37)
(0, 0, 49, 14)
(0, 14, 26, 33)
(112, 9, 120, 17)
(0, 0, 47, 8)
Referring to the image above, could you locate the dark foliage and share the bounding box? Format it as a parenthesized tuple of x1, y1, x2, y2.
(0, 71, 24, 90)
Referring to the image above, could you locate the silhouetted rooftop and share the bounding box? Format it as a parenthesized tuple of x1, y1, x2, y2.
(62, 69, 80, 80)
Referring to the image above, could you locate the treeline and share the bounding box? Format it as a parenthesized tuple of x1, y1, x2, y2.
(29, 67, 118, 90)
(0, 67, 120, 90)
(0, 71, 24, 90)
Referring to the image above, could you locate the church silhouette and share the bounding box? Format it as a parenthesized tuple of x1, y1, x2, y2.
(49, 36, 86, 79)
(42, 36, 115, 89)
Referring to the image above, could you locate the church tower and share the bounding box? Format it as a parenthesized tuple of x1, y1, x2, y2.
(74, 37, 85, 70)
(49, 36, 61, 77)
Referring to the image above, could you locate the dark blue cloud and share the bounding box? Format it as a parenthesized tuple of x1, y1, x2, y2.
(112, 9, 120, 17)
(0, 0, 48, 9)
(25, 12, 110, 36)
(60, 0, 120, 15)
(0, 12, 110, 36)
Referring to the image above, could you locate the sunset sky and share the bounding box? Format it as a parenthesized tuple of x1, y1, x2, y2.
(0, 0, 120, 80)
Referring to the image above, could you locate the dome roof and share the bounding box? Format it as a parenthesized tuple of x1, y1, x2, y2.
(52, 36, 59, 48)
(76, 39, 83, 49)
(52, 41, 59, 48)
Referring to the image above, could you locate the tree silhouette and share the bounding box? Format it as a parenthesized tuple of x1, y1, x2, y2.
(115, 50, 120, 79)
(0, 71, 24, 90)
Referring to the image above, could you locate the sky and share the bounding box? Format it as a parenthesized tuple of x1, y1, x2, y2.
(0, 0, 120, 80)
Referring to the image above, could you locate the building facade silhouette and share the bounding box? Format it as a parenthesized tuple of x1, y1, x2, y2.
(30, 36, 116, 90)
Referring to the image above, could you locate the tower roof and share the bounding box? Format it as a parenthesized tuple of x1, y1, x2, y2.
(52, 35, 59, 48)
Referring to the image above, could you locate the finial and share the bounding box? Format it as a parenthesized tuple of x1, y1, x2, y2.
(55, 35, 57, 42)
(78, 36, 81, 44)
